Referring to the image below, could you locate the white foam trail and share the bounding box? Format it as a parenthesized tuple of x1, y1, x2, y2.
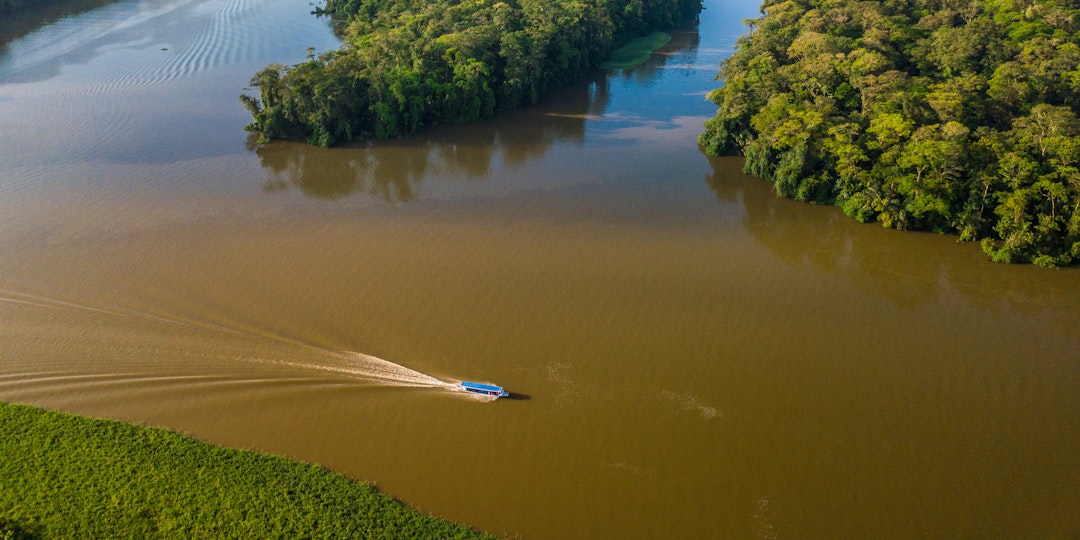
(250, 353, 455, 388)
(0, 284, 459, 392)
(345, 352, 451, 387)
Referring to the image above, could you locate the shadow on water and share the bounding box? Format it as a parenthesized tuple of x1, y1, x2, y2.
(0, 0, 224, 86)
(250, 74, 613, 201)
(705, 155, 1080, 314)
(504, 392, 531, 401)
(607, 19, 702, 83)
(249, 8, 717, 202)
(0, 0, 119, 48)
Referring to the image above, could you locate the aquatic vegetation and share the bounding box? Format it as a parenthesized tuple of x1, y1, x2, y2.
(0, 402, 496, 539)
(599, 31, 672, 69)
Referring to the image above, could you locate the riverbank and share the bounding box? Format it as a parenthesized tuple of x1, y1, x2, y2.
(699, 0, 1080, 266)
(0, 401, 496, 539)
(241, 0, 701, 146)
(600, 32, 672, 70)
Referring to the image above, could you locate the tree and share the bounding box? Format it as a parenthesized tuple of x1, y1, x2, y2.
(700, 0, 1080, 265)
(244, 0, 701, 146)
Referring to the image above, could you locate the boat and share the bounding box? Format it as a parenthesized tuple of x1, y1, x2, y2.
(460, 381, 509, 399)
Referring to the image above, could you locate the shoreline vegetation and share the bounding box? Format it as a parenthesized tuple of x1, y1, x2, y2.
(699, 0, 1080, 267)
(0, 401, 497, 539)
(599, 31, 672, 69)
(240, 0, 702, 147)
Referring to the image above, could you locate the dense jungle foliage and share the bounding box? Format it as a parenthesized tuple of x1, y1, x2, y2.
(241, 0, 700, 147)
(700, 0, 1080, 266)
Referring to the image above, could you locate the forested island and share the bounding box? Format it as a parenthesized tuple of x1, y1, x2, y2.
(240, 0, 701, 147)
(700, 0, 1080, 266)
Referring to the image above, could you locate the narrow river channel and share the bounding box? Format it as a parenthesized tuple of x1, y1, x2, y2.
(2, 0, 1079, 537)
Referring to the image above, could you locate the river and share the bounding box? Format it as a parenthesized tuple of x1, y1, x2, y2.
(2, 0, 1079, 537)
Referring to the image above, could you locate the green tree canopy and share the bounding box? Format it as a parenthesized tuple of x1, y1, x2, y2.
(700, 0, 1080, 266)
(242, 0, 701, 147)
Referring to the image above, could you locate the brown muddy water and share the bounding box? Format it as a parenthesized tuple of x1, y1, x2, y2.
(2, 0, 1079, 537)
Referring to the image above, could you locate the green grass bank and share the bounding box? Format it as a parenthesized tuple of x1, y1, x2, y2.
(599, 32, 672, 70)
(0, 401, 496, 539)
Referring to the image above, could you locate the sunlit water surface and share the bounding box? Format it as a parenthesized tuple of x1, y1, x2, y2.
(2, 0, 1079, 537)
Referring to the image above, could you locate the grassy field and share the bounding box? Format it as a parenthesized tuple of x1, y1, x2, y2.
(0, 401, 497, 539)
(599, 32, 672, 70)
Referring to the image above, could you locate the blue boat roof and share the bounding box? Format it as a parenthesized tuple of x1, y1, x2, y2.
(461, 381, 504, 392)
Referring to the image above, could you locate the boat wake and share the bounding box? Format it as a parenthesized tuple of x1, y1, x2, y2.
(248, 352, 509, 401)
(251, 351, 456, 389)
(0, 283, 484, 396)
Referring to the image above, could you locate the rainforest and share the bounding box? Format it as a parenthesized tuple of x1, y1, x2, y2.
(240, 0, 701, 147)
(5, 0, 1080, 535)
(699, 0, 1080, 266)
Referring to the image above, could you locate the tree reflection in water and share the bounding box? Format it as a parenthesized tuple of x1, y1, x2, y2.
(705, 155, 1080, 317)
(606, 24, 701, 83)
(252, 73, 609, 203)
